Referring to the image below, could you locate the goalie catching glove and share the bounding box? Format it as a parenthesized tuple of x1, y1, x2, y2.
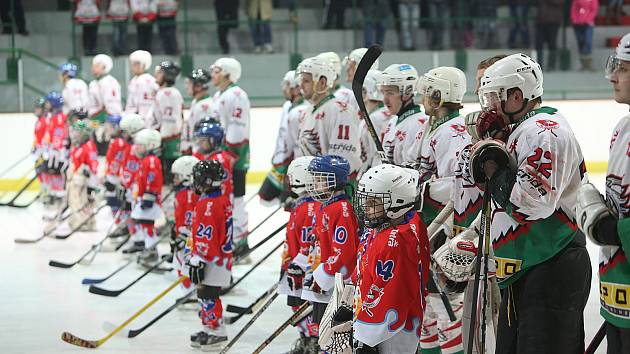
(434, 228, 478, 293)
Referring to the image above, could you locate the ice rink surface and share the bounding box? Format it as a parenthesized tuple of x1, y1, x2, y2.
(0, 176, 609, 354)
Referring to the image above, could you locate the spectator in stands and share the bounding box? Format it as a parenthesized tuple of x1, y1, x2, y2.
(427, 0, 447, 50)
(323, 0, 346, 29)
(398, 0, 419, 50)
(107, 0, 130, 56)
(507, 0, 530, 48)
(605, 0, 625, 25)
(0, 0, 28, 35)
(157, 0, 179, 55)
(74, 0, 101, 56)
(535, 0, 563, 70)
(363, 0, 389, 47)
(571, 0, 598, 71)
(247, 0, 273, 53)
(215, 0, 239, 54)
(474, 0, 498, 49)
(131, 0, 156, 52)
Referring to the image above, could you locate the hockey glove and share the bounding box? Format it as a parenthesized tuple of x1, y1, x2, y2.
(475, 110, 511, 142)
(287, 263, 305, 291)
(188, 261, 206, 284)
(576, 183, 619, 246)
(469, 139, 516, 185)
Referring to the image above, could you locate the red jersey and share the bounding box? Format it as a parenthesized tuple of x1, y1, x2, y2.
(105, 137, 130, 177)
(121, 149, 142, 189)
(174, 186, 199, 237)
(310, 194, 359, 291)
(281, 196, 320, 272)
(134, 154, 163, 202)
(46, 112, 68, 151)
(33, 115, 49, 150)
(353, 211, 430, 346)
(70, 140, 99, 175)
(191, 192, 233, 267)
(193, 150, 237, 197)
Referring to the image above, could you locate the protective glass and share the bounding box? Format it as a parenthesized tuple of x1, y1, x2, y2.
(478, 91, 501, 110)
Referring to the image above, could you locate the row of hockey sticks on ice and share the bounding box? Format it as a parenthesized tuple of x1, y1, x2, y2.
(61, 276, 186, 348)
(247, 205, 282, 239)
(252, 301, 312, 354)
(585, 322, 606, 354)
(127, 288, 196, 338)
(0, 152, 30, 178)
(221, 239, 284, 296)
(245, 192, 258, 205)
(353, 44, 457, 323)
(82, 259, 133, 285)
(234, 221, 287, 263)
(0, 164, 35, 200)
(0, 175, 40, 208)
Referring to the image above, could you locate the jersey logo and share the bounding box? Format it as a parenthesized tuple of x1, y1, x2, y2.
(395, 130, 406, 142)
(450, 124, 466, 138)
(204, 202, 213, 216)
(536, 119, 559, 137)
(362, 284, 385, 318)
(315, 112, 325, 121)
(508, 139, 518, 154)
(195, 223, 214, 240)
(376, 259, 395, 281)
(610, 130, 619, 150)
(233, 108, 242, 118)
(333, 226, 348, 244)
(430, 138, 438, 152)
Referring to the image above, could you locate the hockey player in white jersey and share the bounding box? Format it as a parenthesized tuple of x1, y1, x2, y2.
(58, 62, 89, 115)
(342, 47, 379, 83)
(258, 70, 308, 202)
(209, 57, 251, 255)
(379, 63, 429, 166)
(181, 68, 212, 154)
(125, 50, 158, 126)
(88, 54, 123, 153)
(471, 53, 591, 353)
(576, 33, 630, 353)
(296, 56, 362, 182)
(316, 51, 358, 112)
(150, 60, 183, 184)
(358, 69, 392, 176)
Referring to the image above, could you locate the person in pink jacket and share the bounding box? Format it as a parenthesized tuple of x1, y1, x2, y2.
(571, 0, 599, 71)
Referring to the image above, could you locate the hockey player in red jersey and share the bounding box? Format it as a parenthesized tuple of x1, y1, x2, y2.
(128, 128, 164, 263)
(33, 98, 49, 196)
(192, 120, 237, 198)
(301, 155, 359, 352)
(187, 160, 233, 349)
(42, 91, 69, 223)
(279, 156, 321, 353)
(352, 164, 430, 353)
(103, 114, 129, 223)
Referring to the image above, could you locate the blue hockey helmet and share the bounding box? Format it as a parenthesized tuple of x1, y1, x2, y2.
(45, 91, 64, 110)
(306, 155, 350, 202)
(59, 62, 78, 78)
(194, 121, 224, 154)
(107, 114, 123, 126)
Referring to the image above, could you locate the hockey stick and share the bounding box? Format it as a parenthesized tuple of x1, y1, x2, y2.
(245, 193, 257, 206)
(0, 165, 35, 200)
(249, 205, 281, 236)
(427, 200, 454, 241)
(220, 241, 283, 296)
(88, 257, 168, 297)
(54, 202, 108, 240)
(6, 192, 41, 208)
(252, 301, 312, 354)
(585, 322, 606, 354)
(0, 175, 38, 206)
(127, 288, 196, 338)
(81, 259, 133, 285)
(0, 152, 30, 178)
(61, 276, 185, 348)
(466, 188, 492, 354)
(225, 283, 279, 326)
(13, 200, 87, 244)
(218, 292, 280, 354)
(234, 222, 287, 263)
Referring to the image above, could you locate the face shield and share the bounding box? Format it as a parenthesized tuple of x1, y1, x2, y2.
(355, 191, 389, 228)
(478, 90, 502, 111)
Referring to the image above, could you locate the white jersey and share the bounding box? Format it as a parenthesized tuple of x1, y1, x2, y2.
(181, 95, 212, 152)
(149, 86, 184, 138)
(287, 100, 310, 159)
(271, 100, 293, 166)
(298, 94, 362, 173)
(88, 74, 123, 118)
(382, 104, 429, 166)
(452, 143, 484, 233)
(62, 78, 89, 115)
(359, 104, 393, 175)
(125, 73, 158, 125)
(334, 84, 358, 112)
(211, 84, 251, 170)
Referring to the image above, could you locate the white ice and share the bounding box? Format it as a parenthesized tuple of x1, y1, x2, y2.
(0, 174, 609, 354)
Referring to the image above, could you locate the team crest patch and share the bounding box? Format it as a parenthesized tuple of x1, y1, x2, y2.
(362, 284, 385, 317)
(450, 124, 466, 138)
(536, 119, 559, 137)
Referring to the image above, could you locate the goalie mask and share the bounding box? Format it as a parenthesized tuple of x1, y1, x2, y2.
(355, 164, 421, 228)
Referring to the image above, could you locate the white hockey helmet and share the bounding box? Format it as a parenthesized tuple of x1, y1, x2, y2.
(363, 69, 383, 101)
(606, 32, 630, 78)
(211, 57, 242, 83)
(478, 53, 543, 109)
(129, 50, 152, 71)
(93, 54, 113, 74)
(342, 47, 379, 70)
(355, 164, 420, 228)
(287, 156, 316, 195)
(418, 66, 467, 104)
(134, 128, 162, 151)
(378, 64, 419, 97)
(316, 51, 342, 79)
(171, 155, 200, 186)
(119, 113, 145, 135)
(281, 70, 300, 89)
(297, 56, 337, 89)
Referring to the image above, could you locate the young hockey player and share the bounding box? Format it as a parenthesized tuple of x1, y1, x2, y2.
(169, 155, 200, 292)
(103, 114, 130, 237)
(88, 54, 123, 154)
(125, 50, 158, 125)
(33, 98, 48, 194)
(181, 69, 213, 155)
(192, 121, 236, 198)
(210, 57, 250, 256)
(149, 60, 183, 184)
(128, 128, 164, 262)
(259, 70, 306, 202)
(42, 91, 69, 223)
(58, 62, 89, 115)
(316, 51, 357, 112)
(188, 160, 233, 349)
(576, 33, 630, 353)
(279, 156, 320, 353)
(353, 164, 430, 354)
(56, 120, 99, 235)
(301, 155, 359, 352)
(379, 63, 429, 166)
(471, 53, 591, 353)
(358, 69, 392, 175)
(297, 56, 362, 179)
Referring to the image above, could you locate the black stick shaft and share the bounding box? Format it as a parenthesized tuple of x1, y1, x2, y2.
(585, 322, 606, 354)
(221, 241, 283, 295)
(127, 289, 196, 338)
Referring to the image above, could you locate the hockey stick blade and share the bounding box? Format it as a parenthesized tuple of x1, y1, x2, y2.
(61, 331, 98, 349)
(6, 193, 41, 208)
(81, 259, 133, 285)
(14, 233, 49, 244)
(49, 245, 98, 269)
(127, 289, 196, 338)
(226, 282, 279, 314)
(55, 203, 108, 240)
(88, 258, 167, 297)
(220, 241, 283, 296)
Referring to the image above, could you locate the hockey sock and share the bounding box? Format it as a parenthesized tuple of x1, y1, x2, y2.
(137, 222, 157, 249)
(199, 297, 226, 336)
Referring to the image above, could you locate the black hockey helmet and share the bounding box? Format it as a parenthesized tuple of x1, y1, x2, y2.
(194, 115, 221, 132)
(157, 60, 181, 85)
(34, 97, 46, 109)
(193, 160, 225, 194)
(187, 68, 211, 89)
